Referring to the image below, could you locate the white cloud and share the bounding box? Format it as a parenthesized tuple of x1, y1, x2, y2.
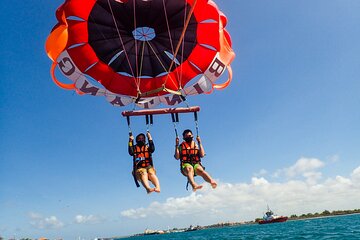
(274, 157, 325, 180)
(351, 166, 360, 184)
(328, 154, 340, 163)
(121, 194, 206, 219)
(303, 171, 322, 185)
(74, 214, 103, 224)
(120, 163, 360, 227)
(254, 169, 267, 177)
(29, 212, 64, 229)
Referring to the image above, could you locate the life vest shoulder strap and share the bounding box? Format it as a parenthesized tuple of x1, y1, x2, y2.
(180, 141, 198, 151)
(134, 145, 151, 158)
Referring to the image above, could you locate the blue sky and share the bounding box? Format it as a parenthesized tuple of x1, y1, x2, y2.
(1, 0, 360, 239)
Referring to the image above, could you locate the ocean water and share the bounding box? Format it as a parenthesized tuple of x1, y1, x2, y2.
(117, 214, 360, 240)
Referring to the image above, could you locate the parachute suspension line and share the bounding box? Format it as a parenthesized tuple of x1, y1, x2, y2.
(87, 11, 138, 92)
(133, 0, 198, 100)
(106, 0, 136, 81)
(163, 0, 198, 89)
(134, 41, 146, 99)
(182, 97, 190, 108)
(132, 0, 141, 92)
(138, 41, 179, 95)
(162, 0, 176, 63)
(138, 41, 146, 81)
(179, 1, 189, 88)
(162, 0, 181, 85)
(144, 41, 174, 79)
(131, 101, 138, 111)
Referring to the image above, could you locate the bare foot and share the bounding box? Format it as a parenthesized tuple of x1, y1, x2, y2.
(192, 185, 203, 192)
(210, 181, 217, 189)
(146, 188, 155, 194)
(154, 187, 161, 193)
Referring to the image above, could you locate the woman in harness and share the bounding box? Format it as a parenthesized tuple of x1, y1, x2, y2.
(174, 129, 217, 191)
(129, 132, 160, 194)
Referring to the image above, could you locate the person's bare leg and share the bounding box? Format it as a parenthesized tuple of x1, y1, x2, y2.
(140, 173, 154, 194)
(148, 172, 160, 193)
(196, 167, 217, 189)
(184, 166, 202, 191)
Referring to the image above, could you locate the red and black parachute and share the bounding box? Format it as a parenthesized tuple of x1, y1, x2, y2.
(46, 0, 235, 109)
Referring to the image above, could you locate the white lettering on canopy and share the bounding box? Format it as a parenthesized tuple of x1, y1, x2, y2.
(56, 51, 229, 108)
(57, 51, 136, 106)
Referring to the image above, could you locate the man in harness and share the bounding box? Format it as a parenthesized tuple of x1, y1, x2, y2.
(174, 129, 217, 191)
(128, 132, 160, 194)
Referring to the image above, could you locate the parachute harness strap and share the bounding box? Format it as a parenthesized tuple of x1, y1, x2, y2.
(171, 112, 180, 138)
(122, 107, 200, 138)
(126, 116, 132, 137)
(145, 114, 154, 132)
(194, 111, 199, 137)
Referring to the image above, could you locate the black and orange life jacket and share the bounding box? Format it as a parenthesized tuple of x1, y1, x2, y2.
(133, 145, 153, 168)
(179, 141, 201, 164)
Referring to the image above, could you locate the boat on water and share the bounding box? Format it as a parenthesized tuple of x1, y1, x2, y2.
(185, 225, 202, 232)
(258, 206, 288, 224)
(143, 228, 165, 235)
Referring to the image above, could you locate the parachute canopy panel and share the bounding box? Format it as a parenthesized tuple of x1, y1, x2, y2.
(46, 0, 235, 109)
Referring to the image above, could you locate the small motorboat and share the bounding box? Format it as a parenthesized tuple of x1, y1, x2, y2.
(258, 206, 288, 224)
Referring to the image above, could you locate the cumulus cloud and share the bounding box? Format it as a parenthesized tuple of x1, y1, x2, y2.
(274, 157, 325, 182)
(254, 169, 267, 177)
(351, 166, 360, 184)
(120, 161, 360, 226)
(74, 214, 103, 224)
(29, 212, 64, 229)
(328, 155, 340, 163)
(303, 171, 322, 185)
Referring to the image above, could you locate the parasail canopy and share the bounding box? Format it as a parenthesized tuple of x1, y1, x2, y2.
(46, 0, 235, 109)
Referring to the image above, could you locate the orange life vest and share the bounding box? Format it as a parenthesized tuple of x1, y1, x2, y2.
(180, 141, 200, 164)
(133, 145, 152, 168)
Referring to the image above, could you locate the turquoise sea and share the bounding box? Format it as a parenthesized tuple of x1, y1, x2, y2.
(117, 214, 360, 240)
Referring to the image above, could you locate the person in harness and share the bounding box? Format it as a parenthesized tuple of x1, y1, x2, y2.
(129, 132, 160, 194)
(174, 129, 217, 191)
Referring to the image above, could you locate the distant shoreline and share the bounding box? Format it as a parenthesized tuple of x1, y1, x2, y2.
(288, 211, 360, 221)
(286, 209, 360, 221)
(117, 209, 360, 239)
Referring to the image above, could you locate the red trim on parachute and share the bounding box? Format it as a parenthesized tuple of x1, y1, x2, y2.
(61, 0, 220, 97)
(45, 0, 235, 108)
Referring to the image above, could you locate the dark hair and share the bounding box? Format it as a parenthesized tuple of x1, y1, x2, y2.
(136, 133, 145, 141)
(182, 129, 193, 137)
